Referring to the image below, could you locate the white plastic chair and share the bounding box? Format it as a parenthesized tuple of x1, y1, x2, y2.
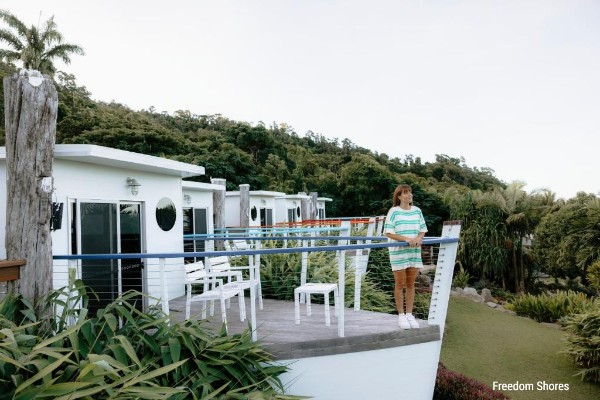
(223, 238, 264, 310)
(184, 261, 245, 332)
(205, 255, 260, 340)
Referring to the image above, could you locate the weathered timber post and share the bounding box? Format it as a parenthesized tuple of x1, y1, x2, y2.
(299, 192, 310, 224)
(211, 178, 226, 250)
(240, 184, 250, 228)
(309, 192, 318, 221)
(4, 70, 57, 308)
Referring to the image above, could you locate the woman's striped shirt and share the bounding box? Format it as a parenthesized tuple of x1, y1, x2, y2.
(384, 206, 428, 270)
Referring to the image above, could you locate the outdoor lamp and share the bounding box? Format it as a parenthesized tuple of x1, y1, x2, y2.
(126, 177, 141, 196)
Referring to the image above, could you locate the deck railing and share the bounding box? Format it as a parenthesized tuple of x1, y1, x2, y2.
(53, 221, 460, 341)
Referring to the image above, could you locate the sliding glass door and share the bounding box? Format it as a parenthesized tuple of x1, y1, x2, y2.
(73, 201, 144, 313)
(183, 207, 208, 262)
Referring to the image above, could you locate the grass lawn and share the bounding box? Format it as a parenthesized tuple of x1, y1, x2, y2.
(440, 296, 600, 400)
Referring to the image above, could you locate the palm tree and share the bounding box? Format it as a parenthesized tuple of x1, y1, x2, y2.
(0, 9, 84, 76)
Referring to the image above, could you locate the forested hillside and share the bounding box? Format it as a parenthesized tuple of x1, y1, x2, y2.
(0, 63, 503, 234)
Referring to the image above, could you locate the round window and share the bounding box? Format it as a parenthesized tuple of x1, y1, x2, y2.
(156, 197, 176, 231)
(250, 206, 258, 221)
(296, 206, 301, 218)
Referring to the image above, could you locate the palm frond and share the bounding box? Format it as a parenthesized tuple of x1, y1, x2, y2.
(0, 9, 28, 37)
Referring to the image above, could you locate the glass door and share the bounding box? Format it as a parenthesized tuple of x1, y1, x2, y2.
(73, 200, 144, 313)
(260, 208, 273, 227)
(183, 207, 208, 261)
(119, 203, 143, 309)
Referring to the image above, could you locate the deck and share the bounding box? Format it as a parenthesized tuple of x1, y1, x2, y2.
(168, 296, 441, 360)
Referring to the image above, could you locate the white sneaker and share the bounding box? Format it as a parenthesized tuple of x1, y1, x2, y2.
(398, 314, 411, 329)
(406, 314, 420, 329)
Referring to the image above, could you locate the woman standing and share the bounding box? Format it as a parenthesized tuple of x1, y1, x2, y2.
(384, 184, 428, 329)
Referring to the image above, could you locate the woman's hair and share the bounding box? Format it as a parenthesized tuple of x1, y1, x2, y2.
(392, 184, 412, 207)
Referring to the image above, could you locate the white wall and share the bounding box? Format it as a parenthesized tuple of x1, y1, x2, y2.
(225, 195, 241, 227)
(275, 198, 286, 224)
(277, 340, 440, 400)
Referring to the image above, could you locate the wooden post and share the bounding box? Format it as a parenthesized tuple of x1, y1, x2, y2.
(4, 70, 57, 309)
(211, 178, 226, 250)
(300, 192, 310, 224)
(240, 184, 250, 228)
(309, 192, 318, 220)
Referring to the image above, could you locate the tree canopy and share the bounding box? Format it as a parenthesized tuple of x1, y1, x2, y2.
(0, 9, 84, 75)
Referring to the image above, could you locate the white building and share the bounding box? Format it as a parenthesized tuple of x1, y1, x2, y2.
(274, 192, 311, 225)
(225, 190, 285, 227)
(0, 144, 211, 310)
(317, 196, 332, 220)
(182, 181, 224, 253)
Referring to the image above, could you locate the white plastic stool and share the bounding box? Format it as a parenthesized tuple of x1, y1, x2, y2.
(294, 283, 339, 326)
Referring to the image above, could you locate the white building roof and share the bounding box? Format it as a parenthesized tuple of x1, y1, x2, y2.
(0, 144, 205, 178)
(183, 181, 225, 191)
(226, 190, 286, 197)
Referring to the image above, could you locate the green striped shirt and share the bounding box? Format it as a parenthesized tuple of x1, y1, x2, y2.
(384, 206, 428, 270)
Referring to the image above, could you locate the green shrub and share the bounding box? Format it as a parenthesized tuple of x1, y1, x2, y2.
(505, 290, 595, 323)
(562, 307, 600, 383)
(452, 263, 471, 289)
(586, 260, 600, 293)
(434, 363, 510, 400)
(362, 248, 393, 294)
(0, 282, 296, 399)
(413, 293, 432, 319)
(260, 247, 394, 313)
(490, 287, 515, 303)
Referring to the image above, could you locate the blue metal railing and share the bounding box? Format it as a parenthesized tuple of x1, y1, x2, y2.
(53, 235, 459, 340)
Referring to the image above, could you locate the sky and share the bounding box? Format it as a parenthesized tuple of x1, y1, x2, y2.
(2, 0, 599, 200)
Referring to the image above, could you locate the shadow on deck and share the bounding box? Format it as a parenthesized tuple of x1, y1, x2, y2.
(168, 296, 440, 360)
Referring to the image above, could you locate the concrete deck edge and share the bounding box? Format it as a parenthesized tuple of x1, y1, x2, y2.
(263, 324, 441, 360)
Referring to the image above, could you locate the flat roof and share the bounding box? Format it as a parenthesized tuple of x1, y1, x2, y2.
(0, 144, 205, 178)
(226, 190, 286, 197)
(182, 181, 225, 191)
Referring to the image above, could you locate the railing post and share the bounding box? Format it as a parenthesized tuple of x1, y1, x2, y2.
(67, 259, 78, 326)
(300, 239, 308, 303)
(337, 221, 351, 337)
(159, 257, 170, 319)
(427, 221, 462, 335)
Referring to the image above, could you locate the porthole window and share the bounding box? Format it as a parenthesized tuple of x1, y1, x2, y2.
(156, 197, 176, 231)
(250, 206, 258, 221)
(296, 206, 301, 218)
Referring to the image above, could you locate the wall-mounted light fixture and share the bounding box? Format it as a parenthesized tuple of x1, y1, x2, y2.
(126, 177, 141, 196)
(184, 194, 191, 204)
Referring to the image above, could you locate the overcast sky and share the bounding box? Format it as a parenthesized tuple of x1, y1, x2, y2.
(2, 0, 599, 199)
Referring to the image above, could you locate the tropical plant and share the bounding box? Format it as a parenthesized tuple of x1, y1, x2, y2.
(0, 281, 296, 399)
(587, 260, 600, 293)
(0, 9, 84, 75)
(455, 190, 509, 285)
(505, 290, 595, 323)
(452, 263, 471, 289)
(534, 193, 599, 280)
(563, 307, 600, 383)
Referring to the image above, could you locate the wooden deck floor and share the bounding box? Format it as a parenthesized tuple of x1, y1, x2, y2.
(168, 296, 440, 360)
